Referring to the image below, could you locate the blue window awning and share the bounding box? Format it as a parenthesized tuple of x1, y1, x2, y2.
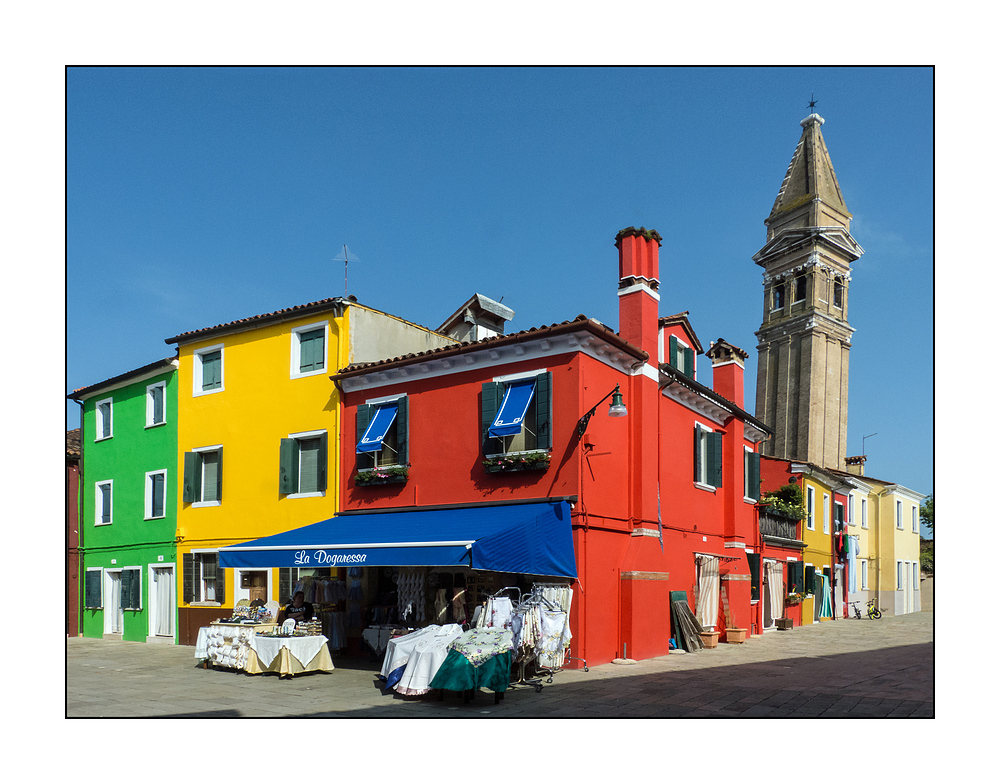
(357, 404, 398, 452)
(219, 500, 576, 579)
(488, 379, 535, 438)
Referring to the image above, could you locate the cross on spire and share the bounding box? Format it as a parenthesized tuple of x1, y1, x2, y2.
(808, 93, 818, 112)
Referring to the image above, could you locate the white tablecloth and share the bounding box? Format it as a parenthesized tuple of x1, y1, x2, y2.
(380, 624, 452, 678)
(393, 625, 464, 696)
(196, 623, 277, 667)
(250, 634, 331, 670)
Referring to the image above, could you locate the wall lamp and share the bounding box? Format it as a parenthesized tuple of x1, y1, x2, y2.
(577, 384, 627, 436)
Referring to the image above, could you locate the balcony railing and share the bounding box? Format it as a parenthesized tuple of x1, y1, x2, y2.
(759, 508, 804, 547)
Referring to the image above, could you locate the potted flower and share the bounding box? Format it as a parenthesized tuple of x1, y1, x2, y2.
(483, 450, 551, 473)
(785, 592, 806, 606)
(759, 482, 806, 521)
(355, 465, 409, 486)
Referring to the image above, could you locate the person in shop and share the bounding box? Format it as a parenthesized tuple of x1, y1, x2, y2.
(279, 591, 314, 624)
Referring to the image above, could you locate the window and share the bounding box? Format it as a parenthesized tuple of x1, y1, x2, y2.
(860, 559, 868, 590)
(806, 486, 815, 530)
(120, 568, 142, 611)
(744, 447, 760, 501)
(833, 277, 844, 308)
(146, 381, 166, 427)
(772, 282, 785, 311)
(793, 274, 806, 303)
(787, 560, 805, 593)
(85, 568, 103, 609)
(95, 480, 113, 525)
(669, 335, 695, 379)
(145, 470, 167, 519)
(861, 497, 868, 529)
(482, 372, 552, 456)
(848, 493, 856, 527)
(823, 493, 830, 535)
(897, 561, 904, 590)
(183, 552, 225, 604)
(694, 423, 723, 489)
(912, 504, 919, 533)
(95, 397, 113, 440)
(834, 501, 845, 531)
(896, 500, 903, 529)
(193, 344, 224, 396)
(183, 447, 223, 505)
(280, 430, 328, 495)
(357, 397, 408, 469)
(291, 322, 328, 378)
(913, 562, 919, 591)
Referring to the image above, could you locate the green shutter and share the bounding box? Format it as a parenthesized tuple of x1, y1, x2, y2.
(279, 568, 292, 605)
(202, 350, 221, 390)
(152, 473, 165, 518)
(669, 335, 679, 367)
(183, 452, 198, 503)
(317, 431, 328, 491)
(298, 328, 324, 373)
(709, 431, 723, 488)
(747, 553, 761, 602)
(804, 565, 816, 594)
(121, 569, 141, 611)
(279, 438, 298, 494)
(356, 404, 373, 451)
(683, 347, 695, 378)
(85, 570, 103, 609)
(215, 448, 223, 501)
(748, 452, 761, 500)
(694, 427, 702, 483)
(394, 397, 408, 465)
(216, 562, 226, 605)
(482, 382, 501, 452)
(534, 371, 553, 450)
(182, 553, 194, 603)
(100, 483, 111, 524)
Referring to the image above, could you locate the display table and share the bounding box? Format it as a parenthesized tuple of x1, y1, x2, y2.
(246, 634, 335, 677)
(430, 628, 514, 702)
(382, 624, 463, 695)
(196, 622, 278, 669)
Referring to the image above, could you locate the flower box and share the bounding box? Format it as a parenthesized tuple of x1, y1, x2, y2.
(775, 618, 794, 630)
(699, 630, 720, 648)
(724, 627, 748, 644)
(483, 451, 551, 474)
(355, 468, 408, 487)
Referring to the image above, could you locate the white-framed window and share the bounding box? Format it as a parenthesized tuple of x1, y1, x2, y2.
(669, 335, 695, 379)
(186, 552, 223, 604)
(95, 480, 113, 525)
(823, 493, 830, 534)
(860, 559, 868, 590)
(834, 500, 845, 530)
(912, 504, 919, 533)
(482, 371, 553, 457)
(848, 493, 856, 527)
(183, 446, 223, 506)
(913, 562, 919, 590)
(896, 499, 903, 529)
(120, 567, 142, 611)
(280, 429, 328, 497)
(694, 422, 722, 490)
(84, 568, 104, 609)
(146, 381, 166, 427)
(95, 397, 113, 440)
(860, 497, 868, 528)
(897, 560, 904, 590)
(806, 486, 815, 530)
(357, 394, 408, 470)
(193, 344, 224, 396)
(145, 469, 168, 520)
(744, 446, 760, 501)
(291, 321, 328, 379)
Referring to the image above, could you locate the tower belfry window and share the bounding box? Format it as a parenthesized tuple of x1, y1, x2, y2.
(772, 282, 785, 311)
(833, 277, 844, 308)
(794, 274, 806, 303)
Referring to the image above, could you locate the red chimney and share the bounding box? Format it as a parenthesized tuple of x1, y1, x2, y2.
(706, 338, 748, 408)
(616, 227, 661, 359)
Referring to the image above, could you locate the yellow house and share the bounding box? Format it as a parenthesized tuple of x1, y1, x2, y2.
(166, 297, 456, 643)
(790, 464, 842, 624)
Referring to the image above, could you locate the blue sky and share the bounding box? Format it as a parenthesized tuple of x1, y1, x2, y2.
(66, 66, 933, 504)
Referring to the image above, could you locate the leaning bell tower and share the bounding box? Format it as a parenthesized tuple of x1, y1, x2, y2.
(753, 112, 863, 470)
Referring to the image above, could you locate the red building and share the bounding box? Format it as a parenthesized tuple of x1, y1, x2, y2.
(324, 228, 771, 666)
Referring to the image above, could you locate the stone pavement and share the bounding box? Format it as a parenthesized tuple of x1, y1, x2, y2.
(66, 609, 932, 718)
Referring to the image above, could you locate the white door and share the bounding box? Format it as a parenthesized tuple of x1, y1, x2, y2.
(105, 571, 123, 634)
(151, 566, 175, 637)
(903, 561, 912, 614)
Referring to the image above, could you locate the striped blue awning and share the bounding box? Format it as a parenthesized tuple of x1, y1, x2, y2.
(488, 379, 535, 438)
(357, 404, 398, 452)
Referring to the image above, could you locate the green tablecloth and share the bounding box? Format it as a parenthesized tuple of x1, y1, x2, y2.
(429, 649, 513, 693)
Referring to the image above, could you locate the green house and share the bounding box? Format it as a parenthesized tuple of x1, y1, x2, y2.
(69, 357, 179, 643)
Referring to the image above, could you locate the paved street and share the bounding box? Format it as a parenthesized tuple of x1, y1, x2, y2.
(67, 609, 932, 718)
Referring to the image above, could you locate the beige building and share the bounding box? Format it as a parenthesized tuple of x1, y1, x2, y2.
(753, 112, 863, 471)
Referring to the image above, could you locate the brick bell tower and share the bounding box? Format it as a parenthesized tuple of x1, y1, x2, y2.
(753, 112, 863, 470)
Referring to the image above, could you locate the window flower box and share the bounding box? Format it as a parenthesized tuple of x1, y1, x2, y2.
(483, 451, 551, 474)
(785, 592, 806, 606)
(775, 618, 794, 630)
(355, 466, 408, 487)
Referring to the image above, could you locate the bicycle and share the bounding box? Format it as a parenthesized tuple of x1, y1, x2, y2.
(849, 599, 882, 620)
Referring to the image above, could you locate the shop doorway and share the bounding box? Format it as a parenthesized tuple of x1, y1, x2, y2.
(104, 570, 123, 635)
(236, 569, 270, 605)
(761, 560, 782, 631)
(150, 566, 175, 638)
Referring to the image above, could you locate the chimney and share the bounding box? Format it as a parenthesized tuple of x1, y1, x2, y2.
(616, 227, 661, 359)
(706, 338, 748, 408)
(844, 455, 866, 476)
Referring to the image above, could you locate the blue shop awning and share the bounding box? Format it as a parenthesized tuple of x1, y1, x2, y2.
(357, 403, 398, 452)
(219, 500, 576, 578)
(488, 379, 535, 438)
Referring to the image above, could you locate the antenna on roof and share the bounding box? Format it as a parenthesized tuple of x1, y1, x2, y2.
(333, 245, 361, 298)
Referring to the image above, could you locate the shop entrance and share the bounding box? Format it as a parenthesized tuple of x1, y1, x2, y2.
(104, 570, 123, 635)
(238, 570, 269, 605)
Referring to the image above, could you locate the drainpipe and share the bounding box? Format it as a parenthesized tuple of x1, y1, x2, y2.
(73, 398, 85, 635)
